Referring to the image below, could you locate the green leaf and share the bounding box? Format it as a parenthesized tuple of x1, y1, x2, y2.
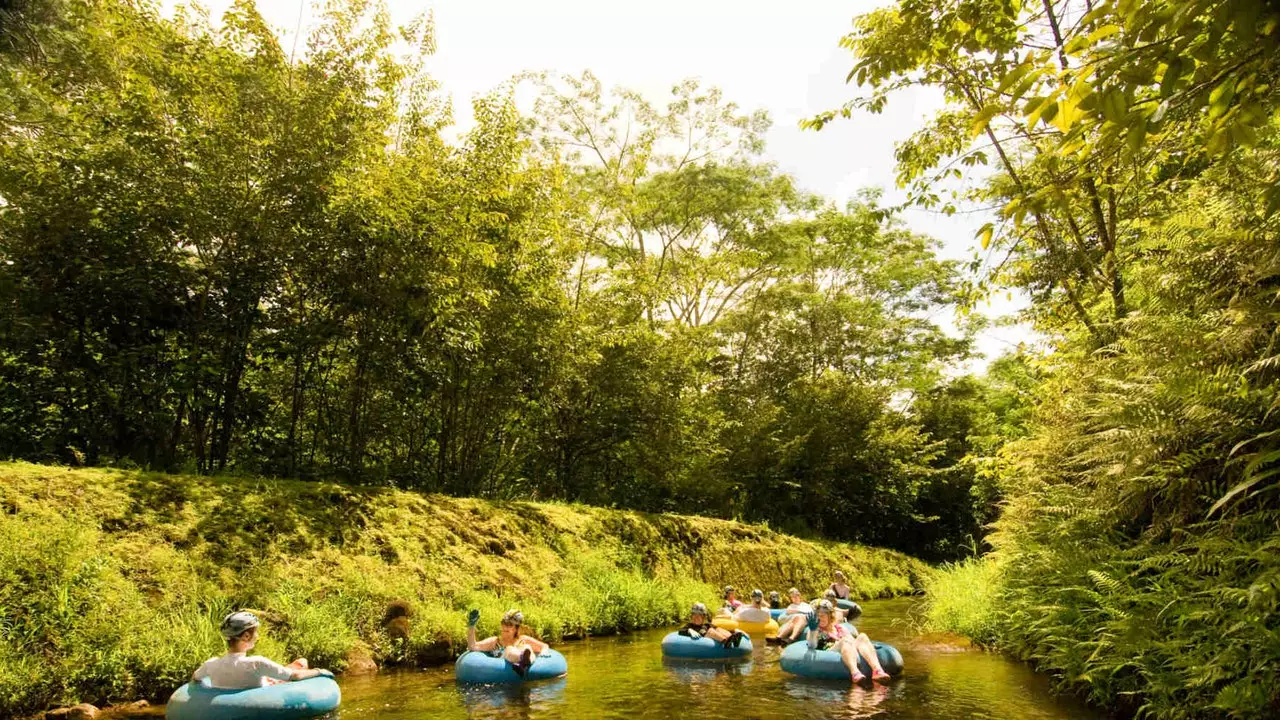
(1101, 88, 1127, 123)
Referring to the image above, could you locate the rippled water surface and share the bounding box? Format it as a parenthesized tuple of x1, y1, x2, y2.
(333, 598, 1102, 719)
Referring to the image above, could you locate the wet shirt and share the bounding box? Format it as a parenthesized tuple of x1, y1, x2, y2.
(193, 652, 293, 689)
(681, 622, 713, 637)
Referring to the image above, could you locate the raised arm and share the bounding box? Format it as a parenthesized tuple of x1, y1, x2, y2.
(465, 609, 498, 652)
(805, 611, 821, 649)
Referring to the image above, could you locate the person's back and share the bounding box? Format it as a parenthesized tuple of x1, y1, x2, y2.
(193, 652, 294, 689)
(193, 611, 327, 690)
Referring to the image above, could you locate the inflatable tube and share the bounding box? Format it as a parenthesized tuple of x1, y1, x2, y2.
(165, 676, 340, 720)
(660, 631, 752, 660)
(769, 608, 786, 621)
(711, 614, 738, 632)
(455, 649, 568, 684)
(734, 618, 779, 636)
(836, 599, 863, 618)
(779, 638, 904, 680)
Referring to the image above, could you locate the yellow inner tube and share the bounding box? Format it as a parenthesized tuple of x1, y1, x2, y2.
(711, 614, 739, 631)
(735, 618, 779, 637)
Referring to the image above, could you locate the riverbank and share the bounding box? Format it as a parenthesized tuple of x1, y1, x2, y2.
(0, 462, 929, 717)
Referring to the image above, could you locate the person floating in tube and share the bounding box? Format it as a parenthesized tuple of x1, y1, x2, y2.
(770, 587, 814, 645)
(829, 570, 852, 600)
(806, 600, 891, 685)
(466, 608, 550, 677)
(191, 611, 332, 689)
(721, 585, 743, 613)
(679, 602, 748, 648)
(734, 588, 773, 624)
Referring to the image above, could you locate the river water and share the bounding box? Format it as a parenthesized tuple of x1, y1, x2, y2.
(331, 598, 1103, 719)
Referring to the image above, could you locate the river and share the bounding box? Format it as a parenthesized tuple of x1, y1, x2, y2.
(331, 597, 1103, 719)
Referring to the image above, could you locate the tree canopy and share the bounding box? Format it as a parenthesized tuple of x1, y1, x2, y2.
(0, 0, 1004, 563)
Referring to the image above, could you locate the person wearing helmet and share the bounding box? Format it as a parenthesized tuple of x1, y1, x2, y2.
(721, 585, 742, 613)
(191, 611, 331, 689)
(770, 587, 814, 644)
(466, 608, 550, 677)
(679, 602, 747, 648)
(733, 588, 772, 624)
(768, 590, 783, 610)
(806, 601, 890, 684)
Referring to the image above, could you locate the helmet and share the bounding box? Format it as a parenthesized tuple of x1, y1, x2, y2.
(824, 589, 838, 601)
(722, 585, 735, 598)
(220, 611, 261, 640)
(691, 602, 709, 616)
(788, 587, 801, 597)
(751, 588, 764, 600)
(501, 609, 524, 627)
(834, 570, 847, 580)
(817, 600, 835, 615)
(768, 590, 781, 603)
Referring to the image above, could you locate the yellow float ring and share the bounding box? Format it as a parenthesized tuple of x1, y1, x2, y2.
(734, 618, 779, 637)
(711, 614, 739, 631)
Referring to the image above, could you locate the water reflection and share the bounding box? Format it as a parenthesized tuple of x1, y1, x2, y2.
(782, 677, 895, 718)
(457, 677, 567, 718)
(661, 658, 754, 682)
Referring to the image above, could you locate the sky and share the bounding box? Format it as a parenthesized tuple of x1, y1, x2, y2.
(167, 0, 1036, 369)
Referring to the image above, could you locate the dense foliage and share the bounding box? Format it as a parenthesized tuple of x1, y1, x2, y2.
(0, 0, 1004, 562)
(821, 0, 1280, 717)
(0, 462, 927, 715)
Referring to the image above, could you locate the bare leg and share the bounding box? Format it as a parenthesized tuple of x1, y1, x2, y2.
(853, 633, 888, 678)
(288, 659, 309, 669)
(706, 627, 732, 642)
(837, 639, 865, 682)
(776, 616, 804, 641)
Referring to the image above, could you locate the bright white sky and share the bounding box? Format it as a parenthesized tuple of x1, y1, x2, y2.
(167, 0, 1036, 369)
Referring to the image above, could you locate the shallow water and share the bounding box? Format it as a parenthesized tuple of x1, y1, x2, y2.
(332, 598, 1102, 719)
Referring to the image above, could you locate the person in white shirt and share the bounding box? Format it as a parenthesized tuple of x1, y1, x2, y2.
(769, 587, 815, 644)
(192, 611, 331, 689)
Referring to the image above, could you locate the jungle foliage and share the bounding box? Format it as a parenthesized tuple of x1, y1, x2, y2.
(820, 0, 1280, 716)
(0, 0, 1008, 562)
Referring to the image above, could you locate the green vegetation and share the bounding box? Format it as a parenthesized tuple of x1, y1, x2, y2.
(5, 0, 1279, 717)
(0, 0, 997, 564)
(919, 557, 1000, 648)
(0, 462, 926, 716)
(817, 0, 1280, 717)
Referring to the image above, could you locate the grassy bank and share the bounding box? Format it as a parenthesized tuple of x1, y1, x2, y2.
(0, 462, 927, 715)
(919, 557, 1000, 647)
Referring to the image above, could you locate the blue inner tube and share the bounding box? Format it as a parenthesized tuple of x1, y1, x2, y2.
(660, 631, 753, 660)
(455, 648, 568, 684)
(768, 608, 786, 621)
(165, 676, 340, 720)
(779, 638, 904, 680)
(836, 599, 863, 618)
